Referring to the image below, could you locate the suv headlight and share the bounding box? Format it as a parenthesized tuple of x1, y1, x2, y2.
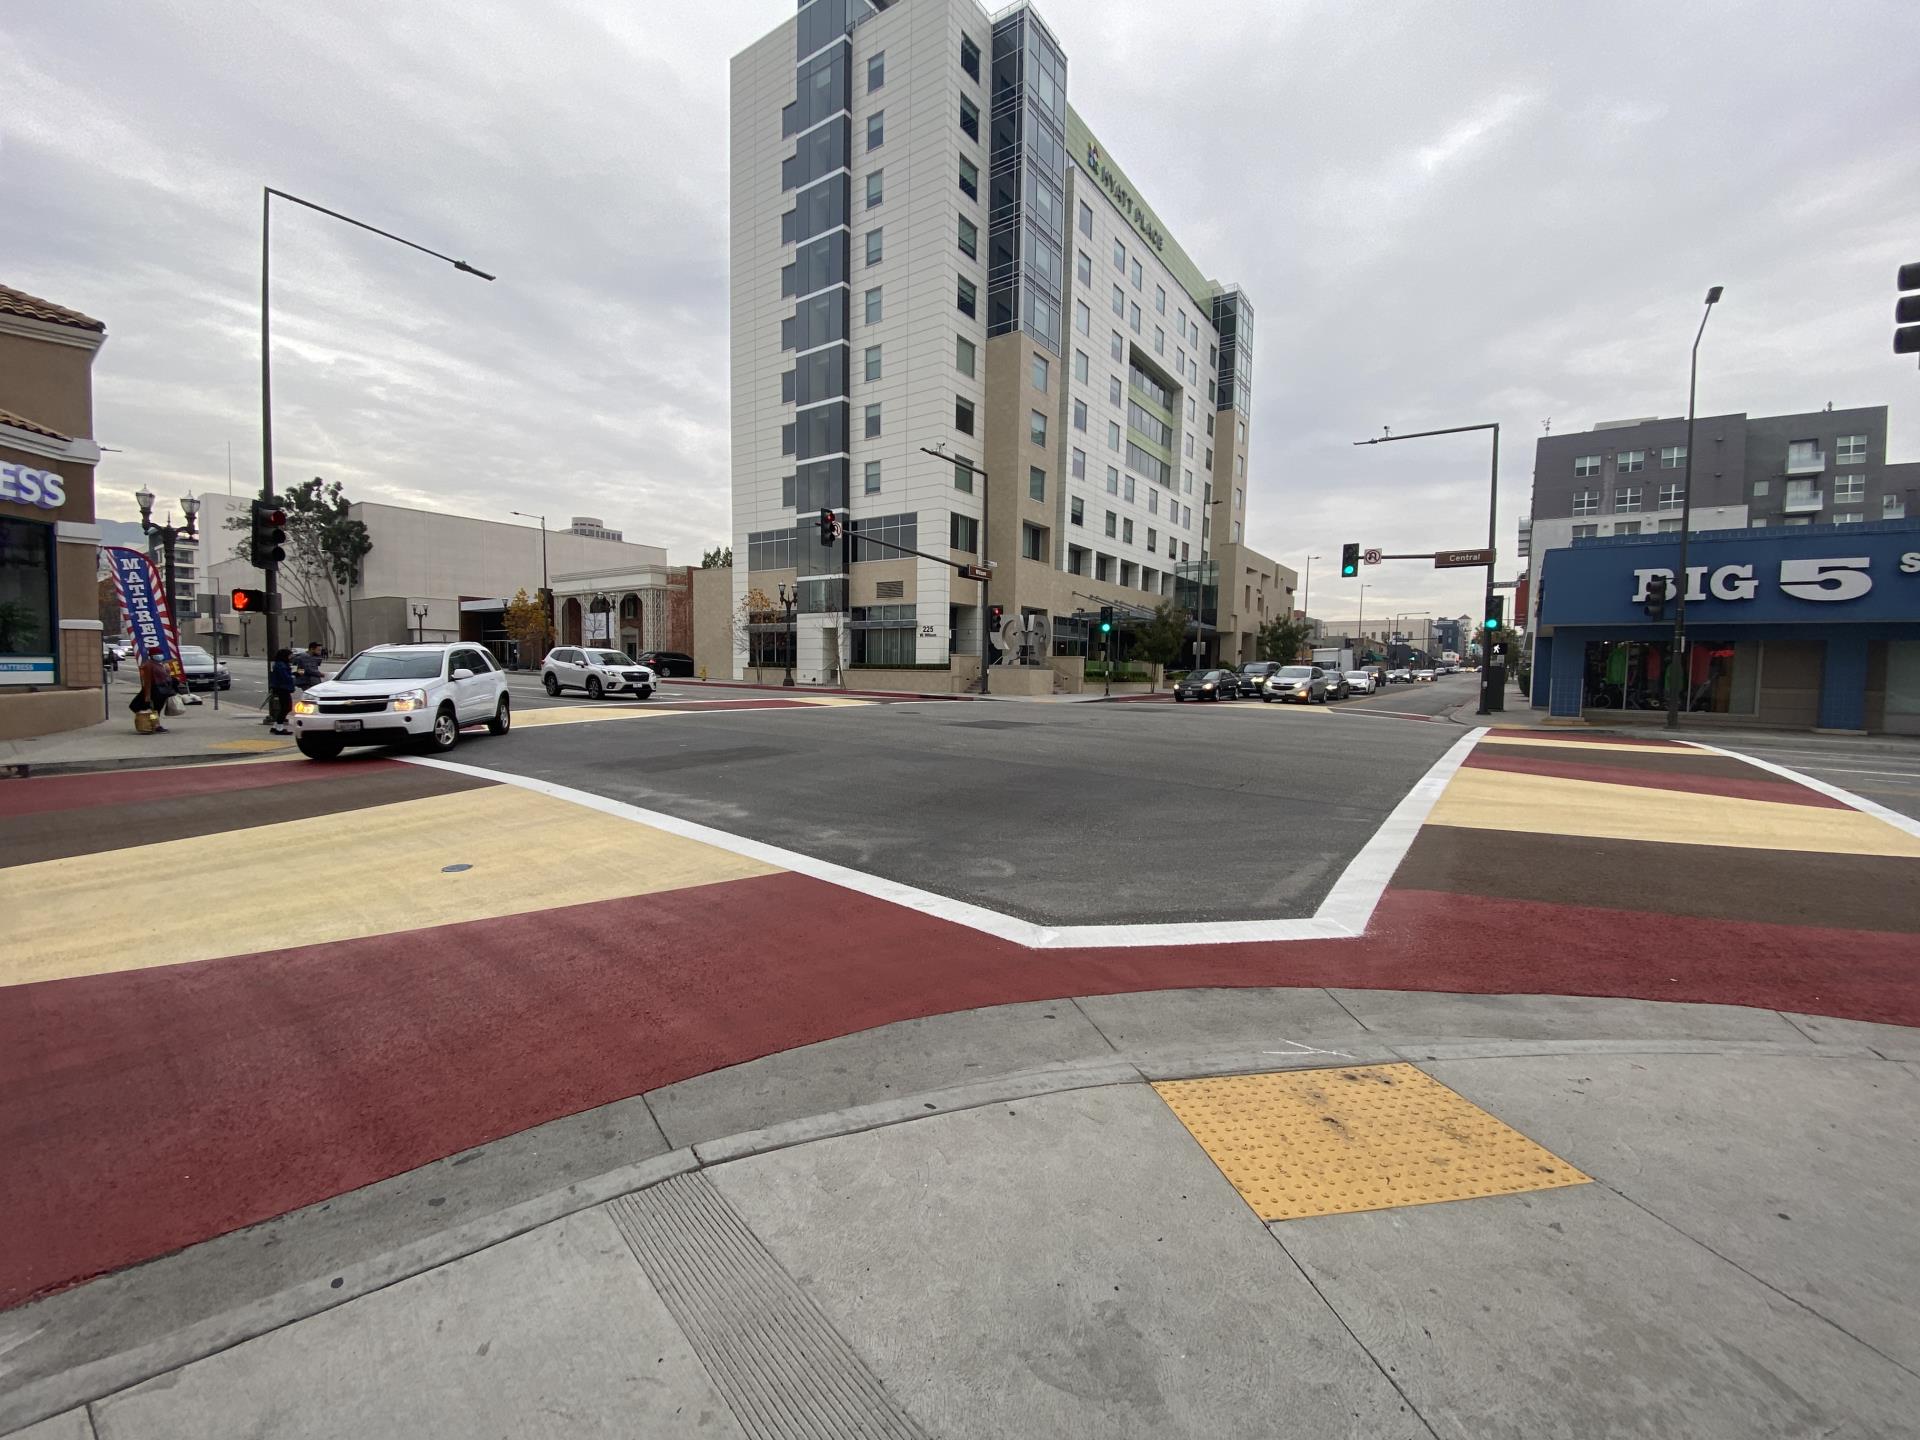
(391, 688, 429, 712)
(292, 699, 318, 716)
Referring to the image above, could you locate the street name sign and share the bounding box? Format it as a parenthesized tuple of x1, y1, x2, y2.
(1435, 548, 1495, 568)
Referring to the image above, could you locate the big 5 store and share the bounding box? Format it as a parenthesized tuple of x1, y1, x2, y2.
(1531, 521, 1920, 734)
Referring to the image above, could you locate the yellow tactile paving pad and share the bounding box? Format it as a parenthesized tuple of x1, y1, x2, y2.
(1154, 1065, 1590, 1222)
(3, 784, 780, 987)
(1428, 765, 1920, 857)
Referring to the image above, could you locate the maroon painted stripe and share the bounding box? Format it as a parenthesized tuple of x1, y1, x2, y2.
(0, 756, 401, 819)
(1489, 729, 1691, 748)
(5, 873, 1918, 1307)
(1462, 748, 1847, 807)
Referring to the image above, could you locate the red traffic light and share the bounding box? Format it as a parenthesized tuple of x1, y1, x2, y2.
(231, 588, 271, 613)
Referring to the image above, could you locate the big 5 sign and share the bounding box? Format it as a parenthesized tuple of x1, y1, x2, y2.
(1630, 556, 1906, 605)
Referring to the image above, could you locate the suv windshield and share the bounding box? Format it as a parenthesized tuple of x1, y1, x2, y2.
(1241, 662, 1276, 674)
(587, 650, 631, 667)
(1277, 666, 1313, 680)
(336, 652, 444, 682)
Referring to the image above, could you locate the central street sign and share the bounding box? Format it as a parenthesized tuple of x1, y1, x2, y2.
(1434, 548, 1496, 568)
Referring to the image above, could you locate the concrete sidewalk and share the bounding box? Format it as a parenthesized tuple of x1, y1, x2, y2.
(7, 988, 1916, 1439)
(0, 694, 292, 777)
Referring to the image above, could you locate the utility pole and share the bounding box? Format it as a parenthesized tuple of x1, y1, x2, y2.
(1667, 285, 1724, 729)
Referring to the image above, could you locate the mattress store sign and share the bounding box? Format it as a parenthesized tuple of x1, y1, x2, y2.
(0, 463, 67, 509)
(1632, 552, 1920, 607)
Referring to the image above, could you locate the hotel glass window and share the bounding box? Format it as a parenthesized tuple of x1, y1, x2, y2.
(849, 512, 916, 562)
(864, 403, 882, 438)
(866, 171, 883, 208)
(1617, 449, 1645, 473)
(1071, 447, 1086, 478)
(1108, 420, 1122, 450)
(1572, 523, 1598, 539)
(868, 52, 885, 91)
(1184, 396, 1194, 421)
(866, 111, 884, 150)
(1073, 350, 1088, 383)
(1572, 490, 1598, 516)
(865, 345, 882, 381)
(1030, 410, 1048, 446)
(1238, 420, 1246, 444)
(959, 95, 980, 140)
(1113, 239, 1126, 270)
(1123, 519, 1134, 544)
(1124, 475, 1136, 502)
(1184, 467, 1193, 493)
(1129, 257, 1142, 289)
(958, 216, 977, 258)
(1573, 454, 1601, 478)
(1183, 434, 1194, 458)
(952, 457, 973, 494)
(1075, 250, 1092, 284)
(1108, 375, 1123, 406)
(1148, 489, 1159, 515)
(1837, 434, 1867, 465)
(955, 335, 975, 376)
(960, 33, 980, 79)
(1615, 487, 1641, 512)
(1073, 300, 1090, 335)
(1657, 481, 1683, 509)
(865, 287, 883, 323)
(1128, 302, 1141, 333)
(958, 156, 979, 200)
(1072, 398, 1087, 431)
(1095, 553, 1113, 582)
(1022, 523, 1049, 562)
(1146, 528, 1157, 553)
(957, 276, 976, 317)
(864, 460, 882, 494)
(1660, 445, 1686, 469)
(1106, 467, 1119, 494)
(1155, 285, 1166, 314)
(955, 396, 975, 434)
(1154, 327, 1164, 354)
(1070, 497, 1084, 526)
(1834, 473, 1866, 503)
(950, 512, 978, 550)
(1104, 511, 1117, 537)
(1031, 354, 1049, 392)
(1111, 284, 1125, 317)
(1029, 466, 1046, 502)
(1078, 200, 1092, 237)
(1110, 331, 1124, 362)
(781, 424, 794, 455)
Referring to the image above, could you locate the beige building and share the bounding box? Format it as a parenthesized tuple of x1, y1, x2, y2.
(0, 283, 107, 741)
(730, 0, 1282, 693)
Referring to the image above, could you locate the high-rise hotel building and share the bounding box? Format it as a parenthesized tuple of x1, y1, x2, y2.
(730, 0, 1266, 686)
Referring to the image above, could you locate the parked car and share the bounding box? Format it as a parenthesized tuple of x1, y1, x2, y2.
(1238, 661, 1281, 695)
(292, 643, 509, 759)
(177, 645, 231, 691)
(1323, 671, 1353, 700)
(1343, 670, 1377, 695)
(635, 650, 696, 677)
(1263, 665, 1328, 704)
(1173, 668, 1240, 701)
(542, 647, 656, 700)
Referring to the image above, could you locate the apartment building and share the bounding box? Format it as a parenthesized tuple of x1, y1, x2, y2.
(1523, 404, 1914, 638)
(730, 0, 1268, 689)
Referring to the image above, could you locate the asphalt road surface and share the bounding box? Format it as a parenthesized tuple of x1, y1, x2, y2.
(438, 688, 1468, 926)
(1711, 737, 1920, 821)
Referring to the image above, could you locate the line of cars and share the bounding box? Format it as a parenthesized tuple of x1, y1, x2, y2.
(1172, 662, 1383, 703)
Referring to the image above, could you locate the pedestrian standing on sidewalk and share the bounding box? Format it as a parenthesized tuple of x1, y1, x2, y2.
(134, 650, 172, 733)
(268, 648, 297, 735)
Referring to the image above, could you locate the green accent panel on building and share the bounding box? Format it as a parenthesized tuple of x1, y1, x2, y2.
(1067, 105, 1219, 319)
(1125, 426, 1172, 465)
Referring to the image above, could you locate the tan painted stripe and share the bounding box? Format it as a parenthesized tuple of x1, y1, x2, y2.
(1427, 765, 1920, 858)
(1478, 734, 1692, 754)
(1, 785, 780, 987)
(514, 698, 871, 729)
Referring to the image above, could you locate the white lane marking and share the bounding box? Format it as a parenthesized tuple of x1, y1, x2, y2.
(404, 728, 1484, 950)
(1681, 740, 1920, 841)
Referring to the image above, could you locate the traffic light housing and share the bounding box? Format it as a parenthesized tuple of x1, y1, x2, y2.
(249, 499, 287, 569)
(817, 507, 835, 543)
(230, 588, 272, 614)
(1898, 261, 1920, 355)
(1483, 596, 1504, 631)
(1340, 542, 1360, 578)
(1098, 605, 1114, 634)
(1642, 572, 1671, 618)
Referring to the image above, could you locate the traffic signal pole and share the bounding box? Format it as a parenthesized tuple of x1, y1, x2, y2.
(260, 189, 280, 661)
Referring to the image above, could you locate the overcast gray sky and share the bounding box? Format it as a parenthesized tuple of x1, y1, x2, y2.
(6, 0, 1917, 625)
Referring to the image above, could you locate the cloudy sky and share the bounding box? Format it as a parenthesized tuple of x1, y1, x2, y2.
(7, 0, 1917, 628)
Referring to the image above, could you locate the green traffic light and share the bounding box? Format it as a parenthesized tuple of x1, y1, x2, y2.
(1099, 622, 1112, 633)
(1483, 617, 1499, 630)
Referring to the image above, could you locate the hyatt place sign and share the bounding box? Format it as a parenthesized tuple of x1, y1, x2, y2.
(1084, 143, 1165, 255)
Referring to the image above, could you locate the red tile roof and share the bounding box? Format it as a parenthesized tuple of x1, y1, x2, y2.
(0, 407, 72, 442)
(0, 284, 105, 333)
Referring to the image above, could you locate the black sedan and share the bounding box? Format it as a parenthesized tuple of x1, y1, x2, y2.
(635, 650, 696, 677)
(1173, 668, 1241, 702)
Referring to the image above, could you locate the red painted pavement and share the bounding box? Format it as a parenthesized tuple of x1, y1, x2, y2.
(1461, 748, 1849, 808)
(0, 756, 371, 818)
(5, 870, 1918, 1308)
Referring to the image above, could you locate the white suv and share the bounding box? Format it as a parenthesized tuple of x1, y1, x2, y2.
(292, 643, 510, 759)
(541, 646, 655, 700)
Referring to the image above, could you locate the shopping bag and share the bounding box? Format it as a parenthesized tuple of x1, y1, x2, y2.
(134, 709, 159, 735)
(165, 694, 185, 717)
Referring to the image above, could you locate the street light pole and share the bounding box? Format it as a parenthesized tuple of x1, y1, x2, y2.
(1353, 421, 1502, 714)
(1302, 553, 1321, 623)
(510, 511, 550, 653)
(261, 185, 494, 661)
(1667, 285, 1725, 730)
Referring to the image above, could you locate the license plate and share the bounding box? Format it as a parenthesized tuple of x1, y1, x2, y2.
(337, 719, 363, 733)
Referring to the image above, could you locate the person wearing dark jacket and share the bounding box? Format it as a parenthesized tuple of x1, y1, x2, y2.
(268, 649, 297, 735)
(135, 651, 172, 733)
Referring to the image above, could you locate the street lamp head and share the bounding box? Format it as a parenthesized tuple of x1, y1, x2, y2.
(134, 485, 155, 521)
(452, 260, 496, 282)
(1704, 285, 1723, 305)
(179, 493, 200, 521)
